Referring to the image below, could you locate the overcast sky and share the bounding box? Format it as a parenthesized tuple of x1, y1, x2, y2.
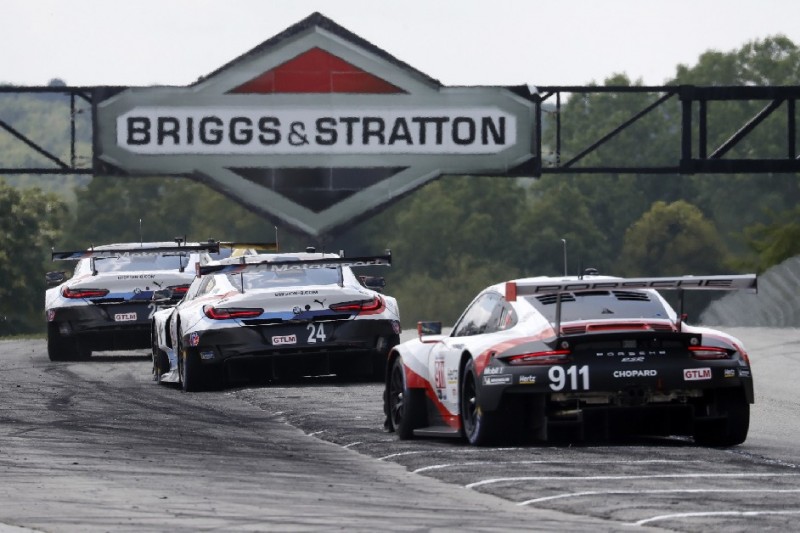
(2, 0, 799, 88)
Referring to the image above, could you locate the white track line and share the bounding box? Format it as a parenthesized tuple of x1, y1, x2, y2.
(519, 488, 800, 505)
(415, 459, 704, 474)
(631, 509, 800, 527)
(467, 472, 800, 489)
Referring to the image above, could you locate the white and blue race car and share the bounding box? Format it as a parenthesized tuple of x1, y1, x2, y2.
(151, 249, 401, 391)
(45, 241, 222, 361)
(385, 272, 757, 447)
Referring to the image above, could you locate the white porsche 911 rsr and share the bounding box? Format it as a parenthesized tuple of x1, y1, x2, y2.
(385, 272, 757, 447)
(45, 241, 222, 361)
(151, 249, 401, 391)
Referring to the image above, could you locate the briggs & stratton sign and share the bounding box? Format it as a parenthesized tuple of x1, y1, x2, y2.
(95, 13, 535, 236)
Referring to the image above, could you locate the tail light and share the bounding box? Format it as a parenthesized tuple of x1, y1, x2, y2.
(689, 346, 732, 360)
(203, 306, 263, 320)
(62, 287, 109, 299)
(168, 284, 190, 296)
(507, 349, 571, 366)
(329, 295, 385, 315)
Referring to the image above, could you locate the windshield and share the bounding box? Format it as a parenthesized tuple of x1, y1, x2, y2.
(524, 290, 675, 322)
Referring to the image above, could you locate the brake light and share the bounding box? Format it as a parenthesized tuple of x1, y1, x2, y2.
(329, 296, 385, 315)
(62, 287, 109, 299)
(203, 306, 263, 320)
(507, 349, 571, 365)
(168, 284, 190, 296)
(689, 346, 732, 360)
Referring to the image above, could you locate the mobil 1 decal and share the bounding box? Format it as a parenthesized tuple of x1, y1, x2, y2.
(94, 13, 535, 236)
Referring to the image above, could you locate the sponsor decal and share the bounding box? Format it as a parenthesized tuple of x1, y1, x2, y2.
(446, 368, 459, 385)
(518, 374, 537, 385)
(613, 369, 657, 378)
(724, 369, 736, 378)
(596, 350, 666, 357)
(46, 309, 56, 322)
(117, 274, 157, 280)
(483, 375, 512, 386)
(113, 312, 137, 322)
(684, 368, 712, 381)
(275, 290, 320, 297)
(621, 356, 645, 363)
(739, 369, 751, 378)
(272, 334, 297, 345)
(200, 350, 215, 360)
(483, 366, 504, 375)
(189, 332, 200, 347)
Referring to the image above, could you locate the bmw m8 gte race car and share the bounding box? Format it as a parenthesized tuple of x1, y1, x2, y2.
(45, 241, 221, 361)
(151, 249, 401, 391)
(385, 272, 757, 447)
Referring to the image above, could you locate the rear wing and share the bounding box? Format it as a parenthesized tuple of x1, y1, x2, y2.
(52, 242, 220, 261)
(505, 274, 757, 301)
(198, 251, 391, 276)
(218, 242, 278, 254)
(507, 274, 757, 334)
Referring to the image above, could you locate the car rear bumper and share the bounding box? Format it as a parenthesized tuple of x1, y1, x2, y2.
(47, 304, 153, 350)
(185, 318, 401, 379)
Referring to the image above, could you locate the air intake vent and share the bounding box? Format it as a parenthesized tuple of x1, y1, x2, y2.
(536, 293, 576, 305)
(613, 290, 651, 301)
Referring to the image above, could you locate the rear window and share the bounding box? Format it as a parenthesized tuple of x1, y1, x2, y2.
(524, 290, 674, 322)
(92, 248, 233, 273)
(228, 267, 341, 290)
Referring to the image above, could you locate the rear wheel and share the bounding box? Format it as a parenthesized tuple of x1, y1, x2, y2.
(47, 323, 90, 361)
(387, 356, 426, 438)
(178, 335, 207, 392)
(461, 358, 511, 446)
(693, 388, 750, 447)
(151, 326, 170, 383)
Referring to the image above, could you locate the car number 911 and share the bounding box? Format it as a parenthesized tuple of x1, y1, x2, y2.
(549, 365, 590, 391)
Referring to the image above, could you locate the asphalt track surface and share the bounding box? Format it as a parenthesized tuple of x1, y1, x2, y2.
(1, 327, 798, 532)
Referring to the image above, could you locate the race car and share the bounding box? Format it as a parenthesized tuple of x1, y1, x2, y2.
(151, 248, 401, 391)
(45, 240, 222, 361)
(385, 272, 758, 447)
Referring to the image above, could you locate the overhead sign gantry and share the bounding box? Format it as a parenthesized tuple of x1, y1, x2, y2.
(1, 12, 799, 236)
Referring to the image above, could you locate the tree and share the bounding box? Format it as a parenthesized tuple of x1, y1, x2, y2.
(619, 200, 729, 276)
(0, 180, 68, 335)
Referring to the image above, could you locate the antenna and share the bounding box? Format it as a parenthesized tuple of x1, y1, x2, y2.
(274, 226, 279, 252)
(139, 219, 143, 245)
(561, 238, 568, 276)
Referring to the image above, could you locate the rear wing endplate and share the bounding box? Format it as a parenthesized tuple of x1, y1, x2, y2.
(198, 251, 392, 276)
(52, 242, 221, 261)
(505, 274, 757, 301)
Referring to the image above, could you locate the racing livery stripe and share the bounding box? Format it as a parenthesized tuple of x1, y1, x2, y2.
(473, 330, 556, 375)
(404, 363, 460, 430)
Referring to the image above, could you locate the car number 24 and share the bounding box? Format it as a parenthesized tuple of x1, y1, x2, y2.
(307, 323, 327, 344)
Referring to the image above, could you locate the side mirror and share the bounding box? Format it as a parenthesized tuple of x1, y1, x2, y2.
(45, 271, 66, 287)
(417, 321, 443, 343)
(360, 275, 386, 292)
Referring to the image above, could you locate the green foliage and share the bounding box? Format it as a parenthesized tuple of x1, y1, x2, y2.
(0, 179, 68, 334)
(619, 200, 729, 276)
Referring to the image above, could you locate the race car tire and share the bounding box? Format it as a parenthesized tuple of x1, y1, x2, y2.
(460, 358, 511, 446)
(152, 347, 170, 383)
(178, 336, 208, 392)
(693, 388, 750, 447)
(388, 356, 426, 439)
(47, 323, 90, 361)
